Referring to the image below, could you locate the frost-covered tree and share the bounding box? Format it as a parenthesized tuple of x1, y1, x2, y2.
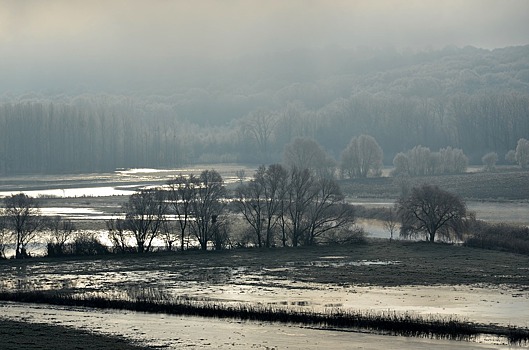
(392, 146, 467, 176)
(340, 134, 383, 178)
(482, 152, 498, 172)
(283, 137, 336, 178)
(515, 138, 529, 169)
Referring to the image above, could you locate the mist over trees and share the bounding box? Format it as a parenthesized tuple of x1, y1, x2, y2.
(1, 45, 529, 175)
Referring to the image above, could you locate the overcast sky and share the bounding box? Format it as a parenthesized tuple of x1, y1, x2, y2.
(1, 0, 528, 92)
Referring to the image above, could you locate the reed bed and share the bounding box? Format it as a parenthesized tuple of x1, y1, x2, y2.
(1, 288, 528, 345)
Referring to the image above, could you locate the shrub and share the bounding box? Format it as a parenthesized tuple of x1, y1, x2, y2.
(47, 233, 110, 257)
(465, 222, 529, 255)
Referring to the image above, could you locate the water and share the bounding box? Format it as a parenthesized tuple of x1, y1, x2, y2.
(1, 254, 527, 328)
(1, 167, 528, 348)
(0, 302, 520, 349)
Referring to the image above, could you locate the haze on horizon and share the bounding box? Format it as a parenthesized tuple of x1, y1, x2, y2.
(1, 0, 528, 94)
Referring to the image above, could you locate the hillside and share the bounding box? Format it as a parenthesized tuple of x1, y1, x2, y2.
(1, 45, 529, 175)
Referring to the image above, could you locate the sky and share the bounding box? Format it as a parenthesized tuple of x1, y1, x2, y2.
(1, 0, 528, 93)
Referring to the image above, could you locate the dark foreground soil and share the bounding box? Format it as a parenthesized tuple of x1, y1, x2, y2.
(0, 318, 150, 350)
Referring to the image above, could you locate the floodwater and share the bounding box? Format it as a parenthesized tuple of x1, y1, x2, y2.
(0, 166, 527, 226)
(1, 255, 528, 329)
(1, 166, 528, 348)
(0, 164, 255, 198)
(0, 302, 518, 349)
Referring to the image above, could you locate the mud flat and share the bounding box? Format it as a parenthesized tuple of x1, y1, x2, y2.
(1, 241, 528, 348)
(0, 302, 519, 350)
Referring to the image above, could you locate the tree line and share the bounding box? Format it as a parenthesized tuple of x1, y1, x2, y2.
(1, 46, 529, 175)
(0, 165, 360, 258)
(1, 93, 528, 175)
(3, 165, 528, 259)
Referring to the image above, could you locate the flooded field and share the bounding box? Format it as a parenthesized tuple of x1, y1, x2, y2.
(1, 250, 528, 349)
(1, 166, 529, 348)
(0, 302, 519, 349)
(1, 251, 528, 328)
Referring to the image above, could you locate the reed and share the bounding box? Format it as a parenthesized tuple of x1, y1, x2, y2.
(0, 289, 527, 345)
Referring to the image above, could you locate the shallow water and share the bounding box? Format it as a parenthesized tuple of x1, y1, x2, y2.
(0, 302, 521, 349)
(0, 164, 255, 198)
(1, 255, 528, 328)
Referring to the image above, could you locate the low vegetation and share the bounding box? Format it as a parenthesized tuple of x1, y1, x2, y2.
(1, 289, 528, 345)
(465, 222, 529, 255)
(1, 239, 529, 344)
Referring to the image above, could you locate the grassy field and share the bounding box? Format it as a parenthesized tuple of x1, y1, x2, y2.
(2, 239, 529, 289)
(340, 168, 529, 200)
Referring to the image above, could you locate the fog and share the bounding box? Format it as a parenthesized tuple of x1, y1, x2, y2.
(1, 0, 528, 93)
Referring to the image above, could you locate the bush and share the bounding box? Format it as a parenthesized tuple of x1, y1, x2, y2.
(318, 227, 367, 245)
(465, 222, 529, 255)
(72, 234, 111, 255)
(47, 233, 110, 257)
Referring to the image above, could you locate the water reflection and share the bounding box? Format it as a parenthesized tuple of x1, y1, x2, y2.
(1, 255, 527, 328)
(2, 302, 515, 349)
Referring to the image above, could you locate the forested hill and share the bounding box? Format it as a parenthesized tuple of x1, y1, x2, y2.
(1, 45, 529, 175)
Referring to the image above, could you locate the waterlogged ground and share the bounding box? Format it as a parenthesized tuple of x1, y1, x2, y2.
(1, 242, 529, 329)
(1, 167, 529, 348)
(0, 302, 519, 349)
(0, 164, 256, 198)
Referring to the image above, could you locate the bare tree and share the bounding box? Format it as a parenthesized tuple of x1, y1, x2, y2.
(235, 166, 267, 247)
(340, 134, 383, 178)
(0, 215, 8, 259)
(235, 164, 288, 248)
(398, 184, 467, 242)
(189, 170, 226, 250)
(123, 188, 167, 253)
(285, 167, 316, 247)
(383, 206, 399, 241)
(47, 216, 77, 256)
(3, 193, 44, 258)
(240, 109, 277, 162)
(262, 164, 288, 247)
(106, 218, 131, 253)
(235, 169, 246, 185)
(304, 176, 355, 245)
(166, 175, 199, 251)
